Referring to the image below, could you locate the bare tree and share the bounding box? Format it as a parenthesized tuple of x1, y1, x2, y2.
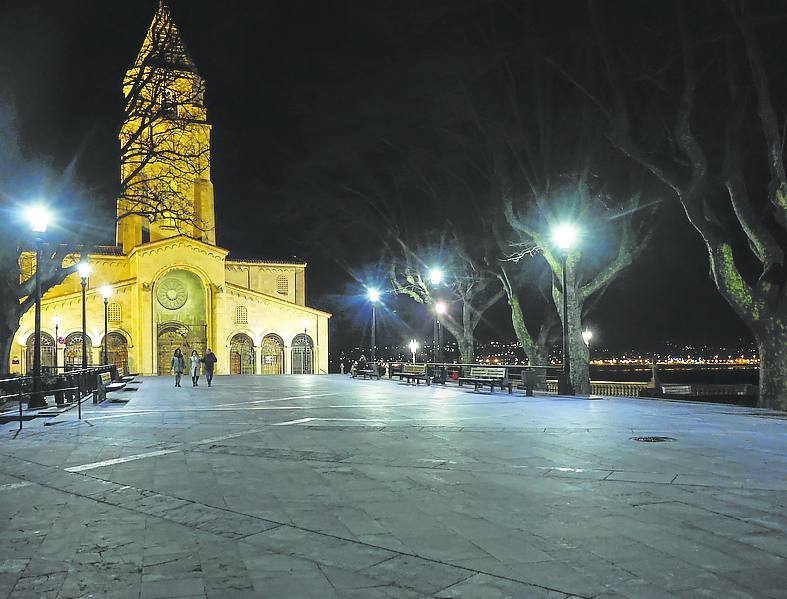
(587, 0, 787, 409)
(388, 230, 503, 363)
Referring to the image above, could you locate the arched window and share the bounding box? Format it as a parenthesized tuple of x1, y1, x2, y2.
(25, 332, 55, 374)
(108, 302, 122, 323)
(65, 332, 92, 368)
(276, 275, 288, 295)
(234, 305, 248, 324)
(291, 333, 314, 374)
(230, 333, 255, 375)
(105, 332, 129, 373)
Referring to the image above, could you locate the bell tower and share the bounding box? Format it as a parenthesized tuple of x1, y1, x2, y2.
(116, 0, 216, 253)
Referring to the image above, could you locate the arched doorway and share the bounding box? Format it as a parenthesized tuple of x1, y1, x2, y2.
(154, 269, 207, 375)
(105, 332, 129, 374)
(291, 333, 314, 374)
(26, 332, 55, 374)
(260, 334, 284, 375)
(157, 323, 189, 375)
(230, 333, 255, 375)
(65, 332, 92, 368)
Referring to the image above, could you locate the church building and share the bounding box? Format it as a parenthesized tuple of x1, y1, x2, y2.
(11, 3, 330, 376)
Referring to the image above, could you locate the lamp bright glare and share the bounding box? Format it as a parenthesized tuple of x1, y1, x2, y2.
(428, 268, 444, 285)
(367, 288, 381, 303)
(408, 339, 419, 353)
(582, 330, 593, 345)
(101, 286, 112, 300)
(301, 318, 309, 329)
(53, 315, 61, 327)
(26, 205, 51, 233)
(434, 301, 447, 315)
(552, 223, 578, 251)
(77, 262, 90, 279)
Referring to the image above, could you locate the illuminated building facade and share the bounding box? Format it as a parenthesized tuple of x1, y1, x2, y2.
(11, 3, 330, 376)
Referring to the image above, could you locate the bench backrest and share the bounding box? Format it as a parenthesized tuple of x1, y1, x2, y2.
(403, 364, 426, 374)
(98, 372, 112, 386)
(468, 367, 506, 379)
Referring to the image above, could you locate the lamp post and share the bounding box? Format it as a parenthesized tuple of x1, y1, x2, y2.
(78, 262, 90, 371)
(367, 288, 380, 363)
(26, 205, 51, 408)
(53, 315, 61, 372)
(552, 223, 578, 396)
(434, 301, 446, 364)
(408, 339, 419, 364)
(101, 286, 112, 366)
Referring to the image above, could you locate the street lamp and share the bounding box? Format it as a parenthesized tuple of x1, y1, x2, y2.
(428, 268, 444, 286)
(53, 315, 61, 372)
(408, 339, 419, 364)
(367, 288, 380, 364)
(26, 204, 51, 408)
(582, 329, 593, 346)
(552, 222, 578, 396)
(433, 301, 447, 364)
(301, 318, 309, 333)
(101, 286, 112, 366)
(78, 262, 90, 372)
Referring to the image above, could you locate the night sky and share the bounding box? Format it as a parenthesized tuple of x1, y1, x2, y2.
(0, 0, 756, 354)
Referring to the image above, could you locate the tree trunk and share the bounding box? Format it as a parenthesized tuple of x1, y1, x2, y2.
(567, 307, 591, 395)
(459, 338, 474, 364)
(755, 316, 787, 411)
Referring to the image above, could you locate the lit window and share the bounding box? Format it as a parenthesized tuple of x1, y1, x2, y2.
(276, 275, 288, 295)
(235, 305, 248, 324)
(108, 303, 122, 323)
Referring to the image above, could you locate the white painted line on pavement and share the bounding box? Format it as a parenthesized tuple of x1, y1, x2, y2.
(0, 481, 33, 492)
(193, 428, 267, 444)
(215, 392, 341, 407)
(65, 449, 180, 472)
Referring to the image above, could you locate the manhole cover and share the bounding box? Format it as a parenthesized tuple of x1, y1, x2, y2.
(631, 436, 675, 443)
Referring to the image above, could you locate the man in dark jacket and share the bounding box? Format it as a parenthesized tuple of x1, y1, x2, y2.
(203, 348, 218, 387)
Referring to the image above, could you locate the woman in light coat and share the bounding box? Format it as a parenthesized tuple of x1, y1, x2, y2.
(189, 350, 202, 387)
(171, 349, 185, 387)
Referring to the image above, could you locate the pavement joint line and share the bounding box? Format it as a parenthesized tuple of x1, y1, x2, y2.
(0, 454, 584, 598)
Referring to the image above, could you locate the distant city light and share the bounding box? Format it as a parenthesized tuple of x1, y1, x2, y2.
(428, 268, 444, 285)
(551, 223, 578, 251)
(26, 204, 51, 233)
(367, 288, 381, 302)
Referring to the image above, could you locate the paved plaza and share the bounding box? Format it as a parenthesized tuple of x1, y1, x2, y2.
(0, 375, 785, 598)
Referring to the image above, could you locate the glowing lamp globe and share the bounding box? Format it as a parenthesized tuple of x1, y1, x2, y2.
(408, 339, 419, 354)
(101, 286, 112, 300)
(552, 223, 578, 251)
(428, 268, 444, 285)
(435, 301, 447, 315)
(582, 330, 593, 345)
(77, 262, 91, 279)
(26, 205, 51, 234)
(368, 288, 381, 303)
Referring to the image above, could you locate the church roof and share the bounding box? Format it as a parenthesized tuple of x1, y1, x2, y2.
(134, 0, 198, 73)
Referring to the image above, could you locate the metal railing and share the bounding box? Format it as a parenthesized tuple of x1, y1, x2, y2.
(0, 365, 116, 430)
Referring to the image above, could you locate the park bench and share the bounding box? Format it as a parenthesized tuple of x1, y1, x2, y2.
(355, 366, 381, 380)
(661, 384, 692, 396)
(393, 363, 430, 385)
(93, 371, 127, 404)
(457, 366, 512, 394)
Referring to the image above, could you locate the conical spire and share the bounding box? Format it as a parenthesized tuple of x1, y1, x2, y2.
(134, 0, 197, 72)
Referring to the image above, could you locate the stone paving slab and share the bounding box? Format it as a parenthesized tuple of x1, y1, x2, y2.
(0, 374, 786, 598)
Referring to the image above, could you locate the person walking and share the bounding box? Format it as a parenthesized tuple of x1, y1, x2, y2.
(203, 348, 217, 387)
(190, 350, 202, 387)
(171, 349, 185, 387)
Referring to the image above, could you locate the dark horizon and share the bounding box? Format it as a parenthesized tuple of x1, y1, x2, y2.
(0, 0, 759, 354)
